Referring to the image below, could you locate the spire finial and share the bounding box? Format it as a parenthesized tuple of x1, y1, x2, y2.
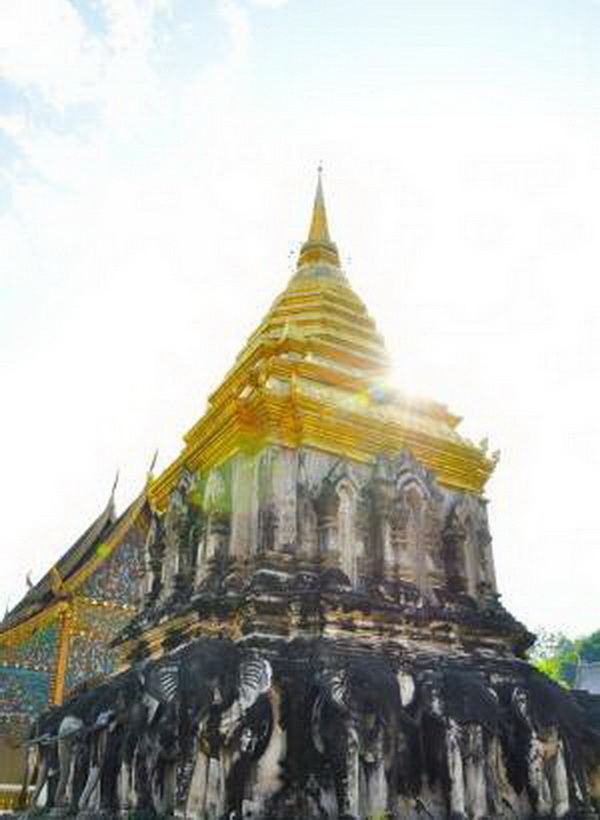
(308, 164, 331, 243)
(297, 167, 341, 269)
(110, 469, 120, 499)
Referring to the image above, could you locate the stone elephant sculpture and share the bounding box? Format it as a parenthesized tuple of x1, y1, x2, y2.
(187, 654, 274, 819)
(51, 675, 136, 812)
(21, 691, 97, 813)
(310, 656, 403, 820)
(25, 668, 144, 814)
(84, 668, 147, 813)
(417, 668, 504, 820)
(136, 638, 273, 817)
(20, 705, 64, 810)
(507, 672, 591, 818)
(572, 691, 600, 812)
(22, 694, 89, 813)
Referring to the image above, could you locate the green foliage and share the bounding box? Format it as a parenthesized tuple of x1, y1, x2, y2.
(529, 627, 600, 688)
(533, 655, 563, 684)
(557, 650, 579, 687)
(579, 629, 600, 663)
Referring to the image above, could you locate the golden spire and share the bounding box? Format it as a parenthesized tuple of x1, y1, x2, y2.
(308, 166, 331, 242)
(297, 167, 341, 270)
(149, 172, 497, 509)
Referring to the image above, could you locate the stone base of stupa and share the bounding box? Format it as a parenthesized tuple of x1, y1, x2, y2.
(19, 559, 600, 819)
(20, 611, 600, 819)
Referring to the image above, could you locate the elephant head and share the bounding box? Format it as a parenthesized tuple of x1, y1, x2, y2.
(20, 705, 63, 810)
(138, 641, 274, 816)
(311, 657, 402, 819)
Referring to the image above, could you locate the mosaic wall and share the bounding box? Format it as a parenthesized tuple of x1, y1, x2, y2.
(0, 665, 49, 717)
(63, 526, 146, 693)
(0, 621, 58, 672)
(75, 601, 133, 637)
(0, 520, 146, 750)
(64, 605, 133, 694)
(64, 632, 115, 694)
(79, 534, 145, 607)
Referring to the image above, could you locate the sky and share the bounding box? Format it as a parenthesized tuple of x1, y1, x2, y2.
(1, 0, 599, 638)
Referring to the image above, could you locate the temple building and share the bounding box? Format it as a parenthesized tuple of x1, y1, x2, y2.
(7, 175, 600, 818)
(0, 488, 149, 807)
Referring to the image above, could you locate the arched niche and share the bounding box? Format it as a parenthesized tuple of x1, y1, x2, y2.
(443, 495, 495, 600)
(396, 479, 428, 589)
(442, 506, 472, 596)
(390, 454, 444, 590)
(315, 461, 360, 584)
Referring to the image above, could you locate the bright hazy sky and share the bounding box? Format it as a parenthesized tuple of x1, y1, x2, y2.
(1, 0, 599, 638)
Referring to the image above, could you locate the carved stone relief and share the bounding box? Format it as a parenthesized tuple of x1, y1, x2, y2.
(142, 447, 499, 611)
(25, 647, 600, 819)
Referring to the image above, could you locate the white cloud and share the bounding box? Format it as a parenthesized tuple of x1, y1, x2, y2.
(0, 0, 283, 614)
(0, 0, 175, 161)
(218, 0, 251, 66)
(0, 0, 107, 109)
(248, 0, 289, 8)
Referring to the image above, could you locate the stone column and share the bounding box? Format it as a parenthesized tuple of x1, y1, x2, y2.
(230, 453, 258, 562)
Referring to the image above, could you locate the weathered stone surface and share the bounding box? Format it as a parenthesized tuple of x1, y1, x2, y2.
(19, 633, 600, 818)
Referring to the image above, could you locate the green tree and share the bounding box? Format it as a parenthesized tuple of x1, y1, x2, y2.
(578, 629, 600, 663)
(528, 628, 598, 687)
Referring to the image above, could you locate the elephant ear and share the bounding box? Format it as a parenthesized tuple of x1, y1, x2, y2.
(155, 663, 179, 703)
(321, 668, 350, 712)
(310, 669, 350, 756)
(238, 656, 272, 711)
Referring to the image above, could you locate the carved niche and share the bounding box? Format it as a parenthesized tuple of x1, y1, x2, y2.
(164, 468, 207, 599)
(144, 509, 166, 606)
(314, 460, 361, 585)
(442, 493, 495, 601)
(384, 450, 444, 591)
(161, 468, 195, 598)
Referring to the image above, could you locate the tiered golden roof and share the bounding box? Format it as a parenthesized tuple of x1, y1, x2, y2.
(150, 174, 495, 508)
